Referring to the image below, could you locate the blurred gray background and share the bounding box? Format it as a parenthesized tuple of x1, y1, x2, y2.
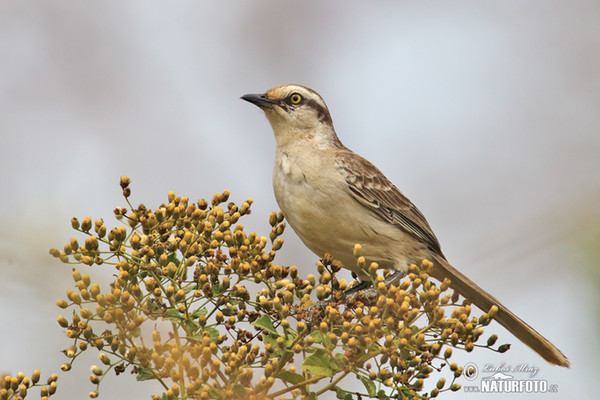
(1, 1, 598, 399)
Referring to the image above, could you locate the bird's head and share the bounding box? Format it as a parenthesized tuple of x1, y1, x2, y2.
(242, 84, 339, 148)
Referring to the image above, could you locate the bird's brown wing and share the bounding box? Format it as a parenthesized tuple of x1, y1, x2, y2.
(335, 149, 443, 256)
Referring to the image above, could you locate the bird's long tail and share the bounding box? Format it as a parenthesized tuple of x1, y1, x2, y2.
(430, 254, 570, 367)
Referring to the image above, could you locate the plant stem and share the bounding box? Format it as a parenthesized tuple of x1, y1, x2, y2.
(315, 370, 350, 396)
(268, 375, 323, 398)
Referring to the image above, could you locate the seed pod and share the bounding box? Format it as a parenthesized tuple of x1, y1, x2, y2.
(119, 176, 131, 189)
(498, 344, 511, 353)
(31, 371, 40, 385)
(56, 316, 69, 328)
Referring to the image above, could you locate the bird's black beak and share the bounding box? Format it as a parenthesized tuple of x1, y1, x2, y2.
(241, 93, 277, 109)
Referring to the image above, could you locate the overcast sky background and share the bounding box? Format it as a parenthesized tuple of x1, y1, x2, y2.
(1, 1, 598, 399)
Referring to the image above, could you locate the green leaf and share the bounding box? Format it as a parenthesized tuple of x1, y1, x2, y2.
(166, 253, 180, 265)
(165, 308, 182, 322)
(283, 328, 297, 346)
(331, 353, 346, 371)
(189, 334, 202, 342)
(130, 327, 141, 338)
(232, 384, 247, 398)
(303, 349, 342, 377)
(277, 371, 306, 385)
(183, 284, 198, 294)
(144, 299, 162, 319)
(191, 307, 208, 319)
(399, 346, 411, 360)
(212, 283, 227, 296)
(310, 330, 331, 347)
(361, 375, 377, 397)
(263, 334, 279, 347)
(310, 330, 324, 343)
(252, 314, 278, 334)
(189, 327, 220, 342)
(184, 319, 199, 332)
(135, 367, 154, 381)
(204, 326, 219, 341)
(261, 333, 286, 358)
(335, 386, 352, 399)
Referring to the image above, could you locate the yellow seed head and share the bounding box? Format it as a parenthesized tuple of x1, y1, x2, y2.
(81, 216, 92, 232)
(444, 347, 452, 359)
(369, 262, 379, 274)
(353, 244, 362, 257)
(56, 299, 68, 309)
(56, 316, 69, 328)
(31, 371, 40, 384)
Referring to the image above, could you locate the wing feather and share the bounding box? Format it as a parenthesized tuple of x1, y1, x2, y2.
(335, 150, 443, 255)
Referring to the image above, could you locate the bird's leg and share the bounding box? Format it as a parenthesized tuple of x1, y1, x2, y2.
(344, 280, 378, 302)
(384, 270, 406, 286)
(343, 279, 372, 295)
(344, 271, 407, 302)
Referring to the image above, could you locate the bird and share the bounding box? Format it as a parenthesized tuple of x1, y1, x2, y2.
(241, 84, 569, 367)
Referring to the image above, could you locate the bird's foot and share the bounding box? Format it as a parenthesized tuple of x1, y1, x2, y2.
(305, 301, 330, 327)
(304, 272, 408, 326)
(345, 286, 379, 302)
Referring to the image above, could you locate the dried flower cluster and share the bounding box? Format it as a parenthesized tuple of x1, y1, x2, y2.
(46, 177, 506, 400)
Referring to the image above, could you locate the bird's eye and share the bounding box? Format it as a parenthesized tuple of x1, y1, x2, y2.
(289, 93, 303, 104)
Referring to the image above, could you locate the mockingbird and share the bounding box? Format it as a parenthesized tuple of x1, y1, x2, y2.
(241, 84, 569, 367)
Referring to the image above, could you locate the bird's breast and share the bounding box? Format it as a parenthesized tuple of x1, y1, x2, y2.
(272, 150, 402, 272)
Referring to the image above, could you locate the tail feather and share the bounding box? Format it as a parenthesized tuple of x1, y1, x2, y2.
(430, 254, 570, 367)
